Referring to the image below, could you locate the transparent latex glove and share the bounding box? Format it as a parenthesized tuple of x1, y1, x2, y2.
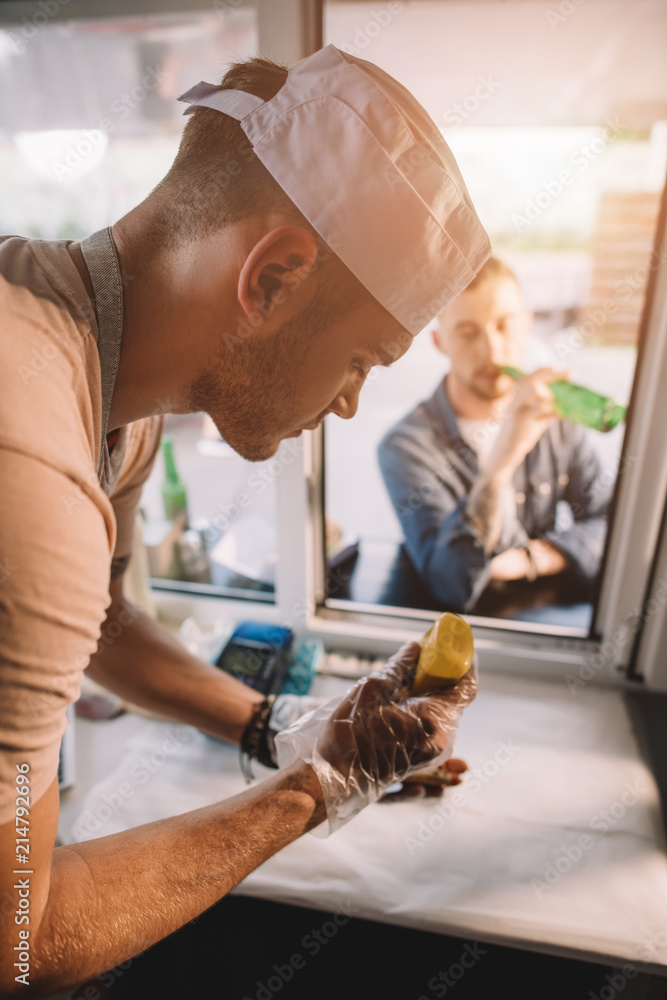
(265, 694, 326, 766)
(274, 641, 477, 835)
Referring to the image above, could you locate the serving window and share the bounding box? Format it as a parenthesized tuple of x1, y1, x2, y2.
(319, 0, 667, 642)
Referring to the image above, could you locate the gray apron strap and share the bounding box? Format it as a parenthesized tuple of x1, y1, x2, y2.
(79, 227, 124, 480)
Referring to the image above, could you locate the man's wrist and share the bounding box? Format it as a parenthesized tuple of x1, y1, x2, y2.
(481, 464, 515, 489)
(466, 470, 516, 555)
(273, 762, 327, 832)
(524, 541, 539, 581)
(240, 694, 279, 781)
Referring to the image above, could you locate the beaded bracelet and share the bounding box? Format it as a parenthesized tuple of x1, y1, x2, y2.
(239, 694, 278, 783)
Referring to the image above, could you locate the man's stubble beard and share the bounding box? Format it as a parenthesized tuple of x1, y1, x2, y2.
(186, 316, 315, 462)
(470, 372, 515, 404)
(474, 384, 505, 402)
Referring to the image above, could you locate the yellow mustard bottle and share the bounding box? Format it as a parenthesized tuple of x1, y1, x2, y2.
(410, 612, 474, 696)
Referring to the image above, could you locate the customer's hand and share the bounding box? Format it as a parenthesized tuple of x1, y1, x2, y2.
(489, 547, 533, 581)
(379, 757, 469, 802)
(490, 540, 570, 581)
(274, 642, 477, 833)
(486, 368, 568, 480)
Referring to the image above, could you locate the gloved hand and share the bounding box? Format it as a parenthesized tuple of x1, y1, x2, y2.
(269, 693, 326, 740)
(239, 693, 326, 779)
(274, 641, 477, 834)
(264, 693, 326, 766)
(267, 697, 469, 802)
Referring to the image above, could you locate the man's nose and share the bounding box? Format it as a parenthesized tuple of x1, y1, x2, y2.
(328, 377, 362, 420)
(481, 323, 506, 365)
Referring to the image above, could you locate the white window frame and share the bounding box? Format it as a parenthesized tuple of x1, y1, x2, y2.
(284, 184, 667, 690)
(591, 187, 667, 687)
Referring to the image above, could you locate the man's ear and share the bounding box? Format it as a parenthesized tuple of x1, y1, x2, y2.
(237, 225, 319, 323)
(431, 318, 449, 356)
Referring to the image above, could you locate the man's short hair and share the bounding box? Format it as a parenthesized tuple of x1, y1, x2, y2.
(465, 255, 520, 293)
(155, 58, 309, 245)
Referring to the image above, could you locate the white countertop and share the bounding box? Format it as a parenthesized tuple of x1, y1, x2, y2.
(58, 670, 667, 975)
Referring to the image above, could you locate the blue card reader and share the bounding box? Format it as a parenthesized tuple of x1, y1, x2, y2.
(214, 620, 294, 696)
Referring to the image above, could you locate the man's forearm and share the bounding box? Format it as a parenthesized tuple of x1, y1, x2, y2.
(466, 471, 514, 555)
(86, 593, 263, 745)
(529, 538, 569, 577)
(16, 764, 324, 998)
(489, 539, 570, 581)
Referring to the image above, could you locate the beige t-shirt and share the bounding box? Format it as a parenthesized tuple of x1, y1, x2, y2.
(0, 235, 163, 823)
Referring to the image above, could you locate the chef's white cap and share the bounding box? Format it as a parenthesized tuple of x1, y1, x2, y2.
(178, 44, 491, 335)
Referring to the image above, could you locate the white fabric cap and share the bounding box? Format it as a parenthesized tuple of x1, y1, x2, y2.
(178, 44, 491, 335)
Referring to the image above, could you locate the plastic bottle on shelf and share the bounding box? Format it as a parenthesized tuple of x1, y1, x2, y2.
(161, 435, 189, 525)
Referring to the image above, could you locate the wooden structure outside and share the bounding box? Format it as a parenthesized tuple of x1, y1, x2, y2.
(583, 189, 663, 344)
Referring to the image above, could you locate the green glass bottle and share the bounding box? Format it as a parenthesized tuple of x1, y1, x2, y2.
(501, 366, 626, 433)
(161, 435, 189, 524)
